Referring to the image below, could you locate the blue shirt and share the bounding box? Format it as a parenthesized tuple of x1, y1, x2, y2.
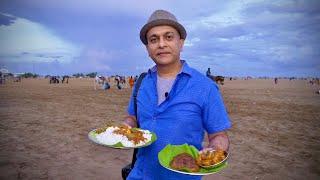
(127, 61, 231, 180)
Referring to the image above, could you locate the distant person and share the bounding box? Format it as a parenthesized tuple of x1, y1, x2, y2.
(13, 75, 21, 82)
(94, 75, 103, 90)
(120, 76, 126, 84)
(129, 76, 135, 88)
(62, 75, 69, 84)
(122, 10, 231, 179)
(134, 75, 138, 82)
(206, 67, 211, 77)
(102, 80, 110, 90)
(115, 78, 122, 89)
(0, 72, 3, 84)
(274, 77, 278, 84)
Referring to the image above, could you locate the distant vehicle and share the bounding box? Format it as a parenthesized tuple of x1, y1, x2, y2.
(214, 76, 225, 85)
(206, 68, 224, 85)
(207, 75, 225, 85)
(62, 76, 69, 83)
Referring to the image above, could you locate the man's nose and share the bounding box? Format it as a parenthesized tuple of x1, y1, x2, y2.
(158, 37, 166, 48)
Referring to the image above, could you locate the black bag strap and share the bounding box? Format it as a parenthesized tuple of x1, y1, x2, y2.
(133, 72, 147, 127)
(131, 72, 147, 168)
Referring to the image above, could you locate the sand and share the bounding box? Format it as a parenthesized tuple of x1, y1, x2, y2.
(0, 78, 319, 180)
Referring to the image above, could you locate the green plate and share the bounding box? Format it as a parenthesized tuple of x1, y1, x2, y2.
(88, 128, 157, 149)
(158, 144, 228, 175)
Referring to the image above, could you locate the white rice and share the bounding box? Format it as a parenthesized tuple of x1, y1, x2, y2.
(96, 127, 152, 147)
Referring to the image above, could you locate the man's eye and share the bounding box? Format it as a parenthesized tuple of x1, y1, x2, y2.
(166, 35, 173, 40)
(150, 38, 157, 43)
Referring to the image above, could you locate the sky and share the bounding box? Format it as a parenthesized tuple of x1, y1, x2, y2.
(0, 0, 319, 77)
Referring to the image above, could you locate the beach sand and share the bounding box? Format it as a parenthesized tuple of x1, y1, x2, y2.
(0, 78, 319, 179)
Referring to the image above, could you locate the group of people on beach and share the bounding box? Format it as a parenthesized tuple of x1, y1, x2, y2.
(94, 75, 139, 90)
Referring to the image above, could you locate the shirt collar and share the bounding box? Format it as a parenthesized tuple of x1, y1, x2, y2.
(148, 60, 193, 77)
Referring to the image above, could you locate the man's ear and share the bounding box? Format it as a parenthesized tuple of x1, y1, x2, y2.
(179, 39, 185, 52)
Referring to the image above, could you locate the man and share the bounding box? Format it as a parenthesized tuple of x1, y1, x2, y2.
(123, 10, 231, 179)
(206, 68, 212, 77)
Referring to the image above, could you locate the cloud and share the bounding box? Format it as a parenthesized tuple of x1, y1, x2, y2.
(0, 13, 16, 26)
(0, 13, 81, 64)
(180, 0, 320, 77)
(184, 37, 200, 47)
(0, 0, 319, 77)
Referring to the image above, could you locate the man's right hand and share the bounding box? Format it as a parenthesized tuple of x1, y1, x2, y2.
(123, 115, 137, 128)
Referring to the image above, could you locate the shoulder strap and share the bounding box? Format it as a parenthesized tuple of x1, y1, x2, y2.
(133, 72, 147, 128)
(130, 72, 146, 169)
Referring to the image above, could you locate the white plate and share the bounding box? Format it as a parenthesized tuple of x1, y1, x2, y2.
(88, 128, 157, 149)
(159, 161, 228, 176)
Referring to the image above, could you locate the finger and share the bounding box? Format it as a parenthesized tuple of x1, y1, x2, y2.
(199, 147, 213, 154)
(122, 122, 132, 128)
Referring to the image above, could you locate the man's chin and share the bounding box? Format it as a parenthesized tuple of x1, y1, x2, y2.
(154, 59, 172, 65)
(156, 55, 170, 60)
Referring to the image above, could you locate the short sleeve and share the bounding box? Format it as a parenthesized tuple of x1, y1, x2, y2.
(202, 84, 231, 134)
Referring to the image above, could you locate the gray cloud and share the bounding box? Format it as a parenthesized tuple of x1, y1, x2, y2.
(1, 0, 319, 77)
(181, 1, 320, 77)
(0, 13, 16, 26)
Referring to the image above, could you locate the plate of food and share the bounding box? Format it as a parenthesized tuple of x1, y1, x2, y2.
(88, 125, 157, 149)
(196, 149, 228, 168)
(158, 144, 228, 175)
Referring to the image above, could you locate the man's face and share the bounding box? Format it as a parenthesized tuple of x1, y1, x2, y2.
(146, 25, 184, 66)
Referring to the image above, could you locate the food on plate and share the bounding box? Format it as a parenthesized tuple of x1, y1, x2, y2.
(94, 125, 152, 147)
(95, 125, 111, 134)
(113, 125, 146, 145)
(170, 153, 200, 172)
(196, 149, 226, 167)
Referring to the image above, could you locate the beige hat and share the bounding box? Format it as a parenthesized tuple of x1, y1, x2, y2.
(140, 10, 187, 45)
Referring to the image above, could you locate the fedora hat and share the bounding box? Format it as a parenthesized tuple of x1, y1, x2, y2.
(140, 10, 187, 45)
